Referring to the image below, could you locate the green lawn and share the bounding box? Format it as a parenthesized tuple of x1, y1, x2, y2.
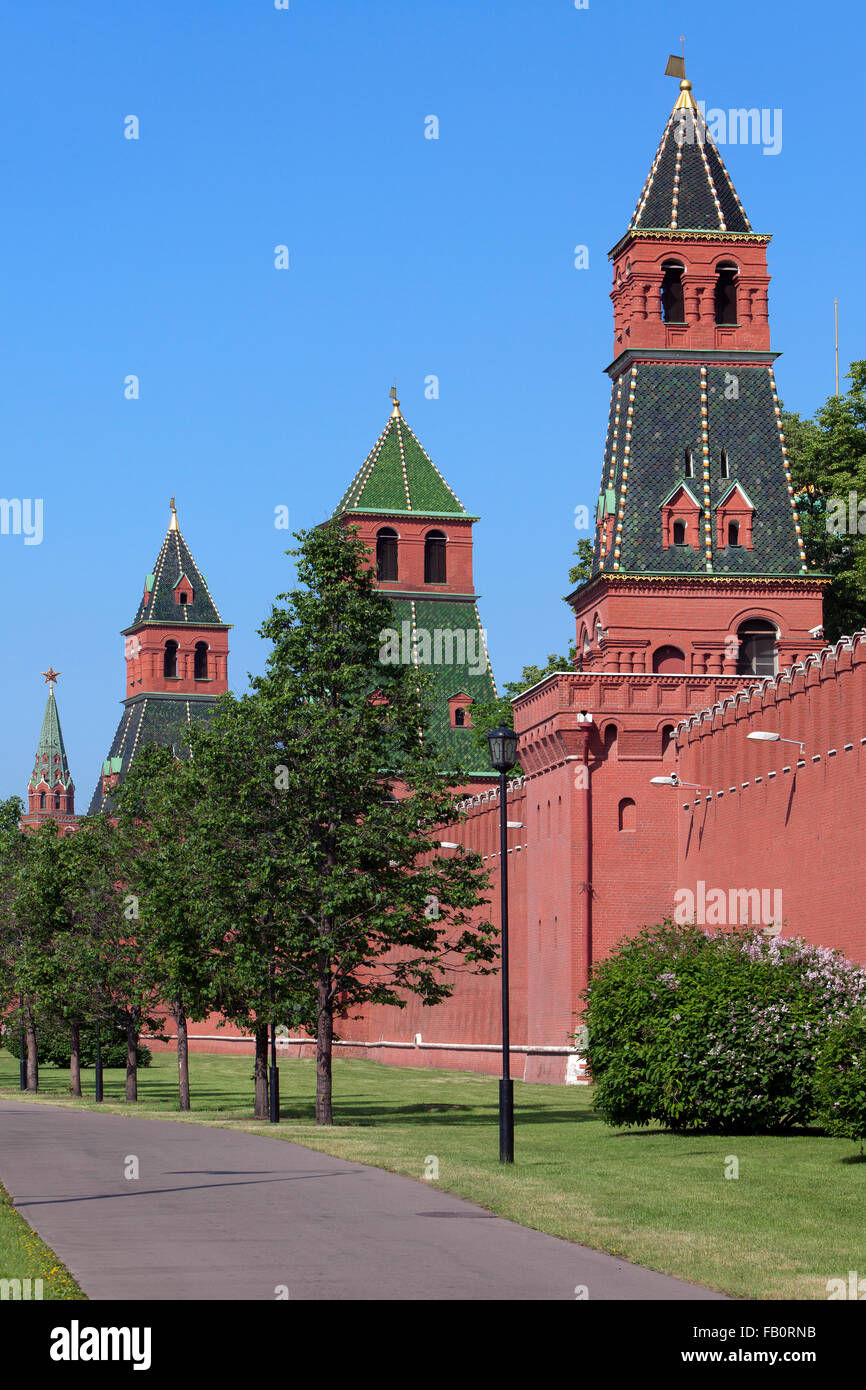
(0, 1180, 85, 1301)
(1, 1047, 862, 1300)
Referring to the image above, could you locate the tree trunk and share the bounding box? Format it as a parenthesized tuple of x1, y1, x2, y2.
(126, 1017, 138, 1103)
(69, 1023, 82, 1097)
(25, 1005, 38, 1093)
(316, 956, 333, 1125)
(254, 1023, 269, 1120)
(174, 999, 191, 1111)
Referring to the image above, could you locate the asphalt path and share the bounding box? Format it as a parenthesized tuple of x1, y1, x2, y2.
(0, 1100, 724, 1301)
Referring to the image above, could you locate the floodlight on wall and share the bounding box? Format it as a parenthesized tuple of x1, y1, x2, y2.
(747, 730, 805, 756)
(437, 841, 460, 850)
(506, 821, 524, 829)
(650, 775, 709, 790)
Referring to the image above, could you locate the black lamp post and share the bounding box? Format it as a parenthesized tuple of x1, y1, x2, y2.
(19, 993, 26, 1091)
(269, 960, 280, 1125)
(486, 723, 520, 1164)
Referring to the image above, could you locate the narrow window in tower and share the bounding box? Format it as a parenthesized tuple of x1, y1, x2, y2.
(164, 640, 179, 679)
(54, 793, 60, 810)
(194, 642, 209, 679)
(720, 448, 729, 478)
(454, 707, 465, 727)
(736, 620, 777, 677)
(424, 530, 447, 584)
(179, 592, 188, 604)
(376, 527, 398, 582)
(603, 724, 618, 759)
(727, 521, 741, 547)
(673, 519, 687, 545)
(660, 261, 685, 324)
(618, 798, 636, 832)
(714, 263, 738, 325)
(684, 448, 694, 477)
(662, 724, 676, 760)
(39, 792, 46, 809)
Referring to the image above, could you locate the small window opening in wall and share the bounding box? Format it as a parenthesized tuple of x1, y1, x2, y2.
(684, 447, 694, 477)
(662, 724, 676, 759)
(164, 640, 179, 679)
(194, 641, 209, 680)
(673, 519, 686, 545)
(424, 530, 447, 584)
(714, 262, 738, 325)
(454, 707, 465, 727)
(376, 527, 398, 582)
(727, 520, 740, 547)
(603, 723, 618, 758)
(720, 448, 729, 478)
(179, 592, 188, 604)
(39, 792, 46, 809)
(618, 797, 636, 831)
(660, 261, 685, 323)
(54, 794, 60, 810)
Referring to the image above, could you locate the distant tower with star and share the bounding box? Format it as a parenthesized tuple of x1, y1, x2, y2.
(22, 669, 78, 834)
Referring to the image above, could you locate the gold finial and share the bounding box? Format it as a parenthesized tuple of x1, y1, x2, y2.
(41, 667, 60, 688)
(169, 496, 179, 531)
(389, 382, 401, 418)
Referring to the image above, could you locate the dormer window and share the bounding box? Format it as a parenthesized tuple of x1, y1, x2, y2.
(715, 482, 755, 551)
(174, 574, 194, 606)
(720, 448, 729, 478)
(684, 448, 694, 478)
(661, 482, 702, 551)
(448, 692, 473, 729)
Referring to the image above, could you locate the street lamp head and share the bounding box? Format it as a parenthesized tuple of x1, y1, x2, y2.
(487, 724, 519, 773)
(747, 731, 780, 742)
(650, 774, 679, 786)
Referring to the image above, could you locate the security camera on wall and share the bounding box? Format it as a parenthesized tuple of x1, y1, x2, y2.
(808, 625, 824, 638)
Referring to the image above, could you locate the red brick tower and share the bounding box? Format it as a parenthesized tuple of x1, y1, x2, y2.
(88, 500, 231, 812)
(22, 668, 77, 835)
(513, 71, 829, 1000)
(332, 388, 498, 785)
(572, 75, 826, 676)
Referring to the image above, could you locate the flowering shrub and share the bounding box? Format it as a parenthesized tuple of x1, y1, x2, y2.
(582, 921, 866, 1132)
(813, 1013, 866, 1150)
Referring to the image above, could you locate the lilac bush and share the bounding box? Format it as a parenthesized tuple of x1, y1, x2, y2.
(583, 922, 866, 1132)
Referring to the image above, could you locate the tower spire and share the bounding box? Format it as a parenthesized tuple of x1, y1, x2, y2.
(23, 671, 76, 830)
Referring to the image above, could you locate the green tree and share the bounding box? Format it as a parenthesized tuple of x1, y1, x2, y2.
(113, 749, 219, 1111)
(782, 360, 866, 641)
(813, 1012, 866, 1154)
(253, 521, 496, 1124)
(568, 537, 595, 587)
(0, 798, 26, 1070)
(469, 647, 576, 770)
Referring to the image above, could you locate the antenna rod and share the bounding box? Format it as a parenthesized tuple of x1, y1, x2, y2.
(835, 298, 839, 396)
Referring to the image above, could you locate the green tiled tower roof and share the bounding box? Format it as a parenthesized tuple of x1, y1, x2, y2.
(591, 363, 808, 579)
(29, 684, 74, 794)
(128, 504, 224, 629)
(629, 81, 752, 235)
(387, 598, 498, 778)
(334, 400, 474, 520)
(87, 694, 215, 815)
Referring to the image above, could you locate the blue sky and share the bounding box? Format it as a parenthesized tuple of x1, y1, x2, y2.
(1, 0, 862, 802)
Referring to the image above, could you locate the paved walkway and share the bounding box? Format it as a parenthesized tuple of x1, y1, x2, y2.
(0, 1100, 723, 1300)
